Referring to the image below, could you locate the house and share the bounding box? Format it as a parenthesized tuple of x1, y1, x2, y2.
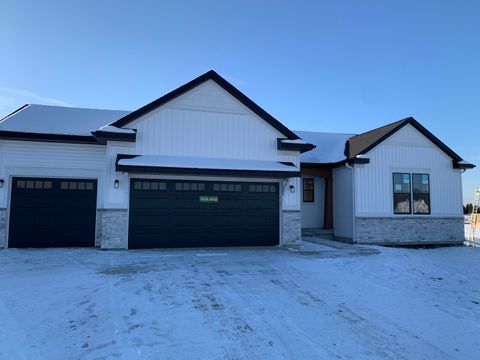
(0, 70, 474, 249)
(0, 71, 314, 249)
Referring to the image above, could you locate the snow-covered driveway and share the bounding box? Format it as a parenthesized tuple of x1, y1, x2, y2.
(0, 242, 479, 360)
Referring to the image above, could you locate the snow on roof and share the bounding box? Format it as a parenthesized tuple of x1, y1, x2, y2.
(0, 104, 130, 136)
(279, 139, 309, 145)
(118, 155, 299, 172)
(295, 130, 355, 164)
(96, 125, 136, 134)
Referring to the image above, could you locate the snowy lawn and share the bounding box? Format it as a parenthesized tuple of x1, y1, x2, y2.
(0, 242, 479, 360)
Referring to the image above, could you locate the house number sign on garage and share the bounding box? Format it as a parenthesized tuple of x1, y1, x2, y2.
(199, 195, 218, 203)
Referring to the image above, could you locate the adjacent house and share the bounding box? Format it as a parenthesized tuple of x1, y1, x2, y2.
(0, 70, 474, 249)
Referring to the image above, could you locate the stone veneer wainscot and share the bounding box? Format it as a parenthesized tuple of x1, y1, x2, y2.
(97, 209, 128, 249)
(355, 217, 464, 245)
(282, 210, 301, 247)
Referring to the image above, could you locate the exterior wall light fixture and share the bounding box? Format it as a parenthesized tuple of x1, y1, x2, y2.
(114, 179, 120, 189)
(289, 184, 295, 193)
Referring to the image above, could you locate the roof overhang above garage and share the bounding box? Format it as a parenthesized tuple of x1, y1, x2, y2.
(116, 154, 300, 178)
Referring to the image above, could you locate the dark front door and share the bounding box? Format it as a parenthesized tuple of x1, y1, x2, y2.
(128, 179, 279, 248)
(9, 177, 97, 248)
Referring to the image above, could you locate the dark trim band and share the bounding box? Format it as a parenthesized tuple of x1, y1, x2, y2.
(0, 130, 98, 144)
(453, 160, 476, 170)
(348, 157, 370, 165)
(91, 130, 136, 144)
(277, 139, 316, 153)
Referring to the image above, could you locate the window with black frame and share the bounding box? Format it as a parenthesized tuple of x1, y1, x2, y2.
(412, 174, 430, 214)
(303, 178, 314, 202)
(393, 173, 411, 214)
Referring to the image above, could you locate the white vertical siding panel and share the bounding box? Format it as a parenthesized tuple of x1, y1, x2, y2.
(108, 79, 301, 211)
(0, 140, 107, 208)
(105, 142, 136, 208)
(133, 107, 294, 162)
(355, 124, 463, 217)
(333, 167, 353, 238)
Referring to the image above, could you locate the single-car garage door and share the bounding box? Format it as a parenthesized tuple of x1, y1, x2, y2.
(9, 177, 97, 248)
(129, 179, 279, 248)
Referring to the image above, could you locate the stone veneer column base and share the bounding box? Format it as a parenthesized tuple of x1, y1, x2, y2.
(97, 209, 128, 250)
(0, 209, 6, 248)
(282, 210, 301, 247)
(355, 217, 465, 245)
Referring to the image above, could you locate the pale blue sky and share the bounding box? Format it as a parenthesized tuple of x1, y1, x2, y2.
(1, 0, 478, 202)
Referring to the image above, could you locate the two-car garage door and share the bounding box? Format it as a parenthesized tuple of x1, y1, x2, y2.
(128, 179, 280, 248)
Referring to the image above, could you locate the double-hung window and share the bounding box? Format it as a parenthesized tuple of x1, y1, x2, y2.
(393, 173, 430, 215)
(412, 174, 430, 214)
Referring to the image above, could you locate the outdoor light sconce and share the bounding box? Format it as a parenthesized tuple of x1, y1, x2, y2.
(114, 179, 120, 189)
(0, 179, 4, 188)
(289, 184, 295, 193)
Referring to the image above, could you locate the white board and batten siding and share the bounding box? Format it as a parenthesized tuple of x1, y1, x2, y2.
(0, 140, 107, 208)
(108, 79, 301, 210)
(301, 176, 325, 228)
(354, 124, 463, 217)
(333, 166, 354, 238)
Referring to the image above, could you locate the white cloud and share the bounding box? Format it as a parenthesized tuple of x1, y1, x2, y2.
(0, 86, 72, 118)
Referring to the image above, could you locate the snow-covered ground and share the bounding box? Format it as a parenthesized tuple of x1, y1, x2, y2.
(0, 242, 479, 359)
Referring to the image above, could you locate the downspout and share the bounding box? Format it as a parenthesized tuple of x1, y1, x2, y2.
(345, 162, 356, 243)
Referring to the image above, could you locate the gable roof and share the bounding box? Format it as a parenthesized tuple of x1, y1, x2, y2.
(109, 70, 299, 139)
(295, 117, 474, 169)
(0, 104, 130, 137)
(346, 117, 463, 162)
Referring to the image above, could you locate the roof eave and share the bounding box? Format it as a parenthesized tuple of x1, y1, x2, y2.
(0, 130, 98, 144)
(348, 157, 370, 165)
(277, 139, 316, 153)
(453, 160, 476, 170)
(91, 130, 137, 144)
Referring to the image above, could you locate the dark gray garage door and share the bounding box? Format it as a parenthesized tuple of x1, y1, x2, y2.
(129, 179, 279, 248)
(9, 177, 97, 248)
